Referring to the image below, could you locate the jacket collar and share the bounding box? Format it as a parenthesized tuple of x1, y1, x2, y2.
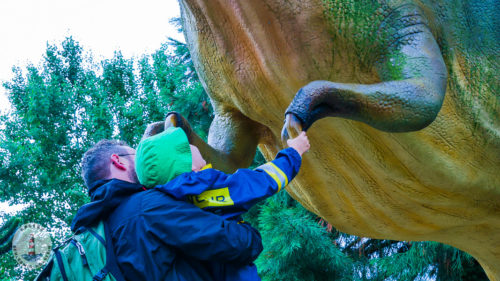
(71, 179, 144, 231)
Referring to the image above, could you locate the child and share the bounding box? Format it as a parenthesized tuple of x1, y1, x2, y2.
(135, 127, 309, 280)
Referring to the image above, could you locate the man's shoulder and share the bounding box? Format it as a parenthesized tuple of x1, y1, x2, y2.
(128, 188, 178, 208)
(108, 188, 179, 230)
(178, 169, 228, 184)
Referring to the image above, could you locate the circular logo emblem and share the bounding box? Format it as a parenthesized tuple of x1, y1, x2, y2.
(12, 223, 52, 269)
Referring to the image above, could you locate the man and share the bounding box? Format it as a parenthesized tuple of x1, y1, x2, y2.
(70, 140, 263, 280)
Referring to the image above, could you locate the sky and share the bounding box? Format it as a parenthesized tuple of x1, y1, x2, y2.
(0, 0, 182, 213)
(0, 0, 183, 114)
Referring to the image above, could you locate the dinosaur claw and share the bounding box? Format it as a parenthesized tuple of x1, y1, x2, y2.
(165, 112, 180, 130)
(165, 112, 195, 143)
(281, 113, 303, 142)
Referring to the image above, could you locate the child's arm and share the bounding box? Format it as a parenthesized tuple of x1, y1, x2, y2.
(225, 146, 302, 210)
(254, 131, 310, 193)
(156, 133, 310, 211)
(224, 132, 310, 209)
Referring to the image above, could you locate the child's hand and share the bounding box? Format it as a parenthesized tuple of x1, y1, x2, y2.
(287, 131, 310, 156)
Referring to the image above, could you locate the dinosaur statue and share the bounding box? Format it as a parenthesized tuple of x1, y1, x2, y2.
(146, 0, 499, 278)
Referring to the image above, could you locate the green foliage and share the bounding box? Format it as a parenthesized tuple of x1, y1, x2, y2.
(0, 217, 21, 254)
(253, 192, 353, 281)
(373, 241, 488, 281)
(139, 38, 213, 140)
(2, 37, 94, 233)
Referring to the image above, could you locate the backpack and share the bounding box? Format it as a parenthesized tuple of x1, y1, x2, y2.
(35, 221, 125, 281)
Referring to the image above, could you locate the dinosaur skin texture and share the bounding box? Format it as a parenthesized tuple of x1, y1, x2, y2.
(146, 0, 499, 278)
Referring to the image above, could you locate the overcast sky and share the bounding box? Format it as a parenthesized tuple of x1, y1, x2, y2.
(0, 0, 183, 114)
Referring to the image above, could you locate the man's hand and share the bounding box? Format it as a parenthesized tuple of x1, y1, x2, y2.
(287, 131, 310, 156)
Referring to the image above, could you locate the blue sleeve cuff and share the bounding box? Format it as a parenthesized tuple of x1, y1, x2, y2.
(254, 147, 302, 191)
(275, 147, 302, 181)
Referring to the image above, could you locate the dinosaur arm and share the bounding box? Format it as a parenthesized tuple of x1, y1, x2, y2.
(284, 6, 447, 134)
(196, 110, 261, 173)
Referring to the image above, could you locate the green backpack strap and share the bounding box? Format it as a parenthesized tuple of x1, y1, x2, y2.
(77, 221, 126, 281)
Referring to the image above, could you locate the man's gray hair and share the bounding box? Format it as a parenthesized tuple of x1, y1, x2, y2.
(81, 139, 130, 190)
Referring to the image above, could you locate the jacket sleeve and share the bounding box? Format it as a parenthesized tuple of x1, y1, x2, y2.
(135, 190, 263, 265)
(157, 147, 302, 212)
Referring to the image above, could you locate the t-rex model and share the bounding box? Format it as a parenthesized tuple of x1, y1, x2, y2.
(145, 0, 499, 278)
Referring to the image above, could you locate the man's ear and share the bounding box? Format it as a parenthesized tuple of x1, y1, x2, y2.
(111, 154, 127, 171)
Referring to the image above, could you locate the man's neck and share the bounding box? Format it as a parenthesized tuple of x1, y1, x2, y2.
(107, 173, 132, 183)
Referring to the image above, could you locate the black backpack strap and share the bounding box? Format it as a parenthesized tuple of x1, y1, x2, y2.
(87, 227, 106, 245)
(102, 221, 126, 281)
(54, 249, 69, 281)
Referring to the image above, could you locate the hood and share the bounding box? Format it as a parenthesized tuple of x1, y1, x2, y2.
(71, 179, 143, 232)
(135, 127, 192, 188)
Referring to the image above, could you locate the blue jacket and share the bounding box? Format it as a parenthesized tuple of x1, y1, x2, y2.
(156, 147, 302, 220)
(155, 147, 302, 280)
(71, 179, 263, 281)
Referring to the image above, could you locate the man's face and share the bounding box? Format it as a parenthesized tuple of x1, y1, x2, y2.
(120, 146, 139, 183)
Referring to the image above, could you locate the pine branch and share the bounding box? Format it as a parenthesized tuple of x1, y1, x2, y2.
(344, 236, 362, 252)
(0, 217, 21, 246)
(0, 231, 16, 255)
(363, 240, 410, 257)
(0, 217, 21, 255)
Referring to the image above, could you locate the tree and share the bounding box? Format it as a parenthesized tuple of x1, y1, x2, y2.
(249, 192, 354, 281)
(1, 37, 93, 279)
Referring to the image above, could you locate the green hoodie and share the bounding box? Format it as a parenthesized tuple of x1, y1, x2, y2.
(135, 127, 192, 188)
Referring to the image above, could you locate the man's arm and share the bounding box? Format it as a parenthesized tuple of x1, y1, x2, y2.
(138, 190, 263, 264)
